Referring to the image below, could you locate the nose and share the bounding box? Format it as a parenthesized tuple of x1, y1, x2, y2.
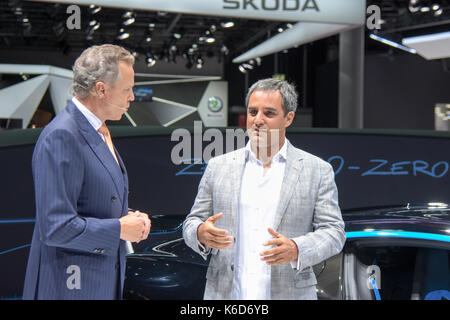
(129, 89, 135, 102)
(254, 111, 264, 126)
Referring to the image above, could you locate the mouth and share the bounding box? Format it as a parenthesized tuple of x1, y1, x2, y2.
(251, 128, 267, 135)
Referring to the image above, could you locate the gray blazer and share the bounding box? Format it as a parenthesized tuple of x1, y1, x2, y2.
(183, 140, 346, 300)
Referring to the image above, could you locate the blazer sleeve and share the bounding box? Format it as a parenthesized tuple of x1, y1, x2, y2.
(291, 161, 346, 271)
(182, 160, 215, 260)
(33, 129, 121, 256)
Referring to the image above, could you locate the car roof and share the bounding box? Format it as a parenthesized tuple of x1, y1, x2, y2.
(343, 203, 450, 238)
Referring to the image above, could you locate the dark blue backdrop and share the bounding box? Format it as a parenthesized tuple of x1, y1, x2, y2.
(0, 129, 449, 299)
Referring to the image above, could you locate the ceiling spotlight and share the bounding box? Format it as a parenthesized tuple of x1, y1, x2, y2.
(408, 0, 420, 13)
(146, 54, 156, 67)
(196, 57, 204, 69)
(89, 5, 102, 15)
(420, 6, 431, 12)
(220, 44, 229, 55)
(221, 21, 235, 28)
(123, 17, 135, 26)
(198, 36, 206, 43)
(238, 61, 256, 73)
(123, 11, 134, 18)
(432, 4, 440, 11)
(206, 37, 216, 44)
(169, 44, 177, 53)
(173, 32, 182, 40)
(118, 28, 130, 40)
(210, 25, 217, 33)
(147, 58, 156, 67)
(122, 11, 135, 26)
(145, 36, 152, 43)
(434, 8, 443, 16)
(118, 33, 130, 40)
(277, 27, 284, 33)
(148, 23, 156, 30)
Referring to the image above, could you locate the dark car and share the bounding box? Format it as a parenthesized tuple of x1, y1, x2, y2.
(123, 203, 450, 300)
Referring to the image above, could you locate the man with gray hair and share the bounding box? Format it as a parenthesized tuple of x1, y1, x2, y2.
(183, 78, 345, 300)
(23, 44, 151, 299)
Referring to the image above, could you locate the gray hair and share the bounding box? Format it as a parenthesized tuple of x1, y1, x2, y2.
(72, 44, 135, 98)
(245, 78, 298, 114)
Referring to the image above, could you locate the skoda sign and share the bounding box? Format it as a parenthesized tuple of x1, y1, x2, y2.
(208, 96, 223, 113)
(38, 0, 366, 25)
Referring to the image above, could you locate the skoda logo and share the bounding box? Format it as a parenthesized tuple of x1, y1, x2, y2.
(208, 96, 223, 113)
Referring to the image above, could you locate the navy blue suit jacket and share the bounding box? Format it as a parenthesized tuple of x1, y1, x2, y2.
(23, 101, 129, 299)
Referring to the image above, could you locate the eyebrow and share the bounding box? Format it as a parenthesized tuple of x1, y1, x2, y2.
(248, 107, 279, 112)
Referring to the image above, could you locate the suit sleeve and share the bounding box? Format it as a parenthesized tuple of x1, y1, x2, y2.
(33, 129, 120, 256)
(291, 161, 346, 271)
(182, 160, 215, 260)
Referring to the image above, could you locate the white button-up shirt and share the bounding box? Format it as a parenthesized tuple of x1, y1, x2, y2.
(72, 97, 105, 142)
(231, 139, 288, 300)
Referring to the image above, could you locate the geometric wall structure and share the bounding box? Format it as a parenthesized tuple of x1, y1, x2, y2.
(0, 63, 226, 128)
(0, 74, 50, 128)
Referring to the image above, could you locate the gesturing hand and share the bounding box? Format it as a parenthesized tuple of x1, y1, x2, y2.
(260, 228, 298, 265)
(197, 212, 233, 250)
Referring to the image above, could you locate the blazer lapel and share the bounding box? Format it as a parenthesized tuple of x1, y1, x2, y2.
(230, 148, 246, 237)
(273, 141, 303, 230)
(68, 102, 125, 205)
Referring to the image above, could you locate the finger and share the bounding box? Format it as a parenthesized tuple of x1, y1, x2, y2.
(265, 257, 285, 266)
(263, 238, 283, 247)
(208, 212, 223, 224)
(207, 239, 233, 250)
(267, 227, 281, 238)
(215, 237, 233, 244)
(209, 227, 230, 237)
(260, 245, 283, 258)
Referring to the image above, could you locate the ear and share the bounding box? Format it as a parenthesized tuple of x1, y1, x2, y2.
(284, 111, 295, 128)
(94, 81, 106, 98)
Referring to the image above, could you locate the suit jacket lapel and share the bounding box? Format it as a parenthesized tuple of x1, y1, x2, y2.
(115, 147, 129, 217)
(68, 102, 125, 205)
(273, 140, 303, 230)
(230, 148, 246, 237)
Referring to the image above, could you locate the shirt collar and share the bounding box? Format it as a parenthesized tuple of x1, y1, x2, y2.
(72, 96, 103, 132)
(245, 138, 289, 163)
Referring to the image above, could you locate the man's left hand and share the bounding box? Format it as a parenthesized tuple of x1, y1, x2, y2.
(128, 210, 151, 242)
(260, 228, 298, 265)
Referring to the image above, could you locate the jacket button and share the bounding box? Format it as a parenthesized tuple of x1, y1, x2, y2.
(111, 196, 117, 201)
(231, 264, 234, 271)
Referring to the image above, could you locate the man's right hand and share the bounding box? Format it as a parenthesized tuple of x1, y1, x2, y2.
(119, 213, 149, 243)
(197, 212, 233, 250)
